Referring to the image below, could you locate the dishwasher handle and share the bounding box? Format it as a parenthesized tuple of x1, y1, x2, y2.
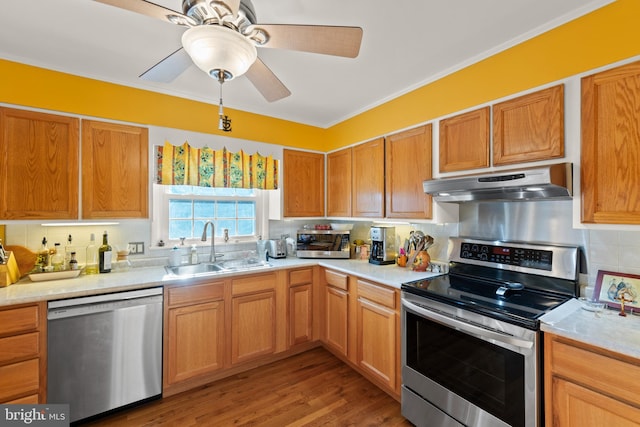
(48, 287, 163, 320)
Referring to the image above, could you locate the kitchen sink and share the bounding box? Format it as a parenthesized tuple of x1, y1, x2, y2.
(165, 263, 226, 276)
(165, 259, 272, 277)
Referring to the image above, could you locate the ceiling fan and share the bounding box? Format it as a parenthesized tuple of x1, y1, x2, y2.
(95, 0, 363, 103)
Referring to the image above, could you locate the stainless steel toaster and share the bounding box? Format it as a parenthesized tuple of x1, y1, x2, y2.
(266, 239, 287, 259)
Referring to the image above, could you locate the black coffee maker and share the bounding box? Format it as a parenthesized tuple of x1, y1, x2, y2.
(369, 226, 396, 265)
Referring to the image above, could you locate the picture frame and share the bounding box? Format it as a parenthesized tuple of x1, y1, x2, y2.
(593, 270, 640, 311)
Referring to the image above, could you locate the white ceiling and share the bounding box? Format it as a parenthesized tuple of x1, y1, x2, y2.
(0, 0, 613, 128)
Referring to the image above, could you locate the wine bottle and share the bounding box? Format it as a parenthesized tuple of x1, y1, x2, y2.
(85, 234, 99, 275)
(99, 231, 112, 273)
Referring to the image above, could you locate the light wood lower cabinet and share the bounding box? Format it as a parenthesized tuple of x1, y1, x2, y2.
(288, 268, 314, 348)
(0, 302, 46, 403)
(325, 285, 349, 357)
(356, 279, 398, 393)
(544, 333, 640, 426)
(164, 281, 225, 389)
(231, 291, 276, 364)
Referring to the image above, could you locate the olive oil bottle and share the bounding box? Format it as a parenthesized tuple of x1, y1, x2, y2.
(85, 234, 99, 275)
(99, 231, 112, 273)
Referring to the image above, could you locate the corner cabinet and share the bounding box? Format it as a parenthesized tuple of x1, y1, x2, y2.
(283, 149, 325, 217)
(82, 120, 149, 219)
(0, 108, 79, 219)
(327, 147, 352, 217)
(385, 125, 432, 219)
(544, 333, 640, 426)
(352, 138, 385, 218)
(581, 61, 640, 224)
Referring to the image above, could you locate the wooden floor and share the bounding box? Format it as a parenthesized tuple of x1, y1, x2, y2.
(81, 347, 412, 427)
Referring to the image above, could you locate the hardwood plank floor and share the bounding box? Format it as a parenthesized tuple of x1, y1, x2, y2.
(80, 347, 412, 427)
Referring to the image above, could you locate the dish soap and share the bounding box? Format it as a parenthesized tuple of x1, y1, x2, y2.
(190, 245, 198, 265)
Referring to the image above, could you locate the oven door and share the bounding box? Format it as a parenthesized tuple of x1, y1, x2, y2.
(401, 292, 540, 427)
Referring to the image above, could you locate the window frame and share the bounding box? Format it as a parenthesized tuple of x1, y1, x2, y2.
(151, 183, 269, 248)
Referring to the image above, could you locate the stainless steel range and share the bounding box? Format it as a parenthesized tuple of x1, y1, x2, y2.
(401, 237, 580, 427)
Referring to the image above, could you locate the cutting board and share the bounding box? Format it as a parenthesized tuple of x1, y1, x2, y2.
(5, 245, 37, 277)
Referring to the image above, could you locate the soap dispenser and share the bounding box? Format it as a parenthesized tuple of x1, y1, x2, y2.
(190, 245, 198, 265)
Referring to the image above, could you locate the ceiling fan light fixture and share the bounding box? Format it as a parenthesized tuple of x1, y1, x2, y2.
(182, 25, 257, 79)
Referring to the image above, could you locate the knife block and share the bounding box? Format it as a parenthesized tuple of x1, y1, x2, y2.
(0, 251, 21, 287)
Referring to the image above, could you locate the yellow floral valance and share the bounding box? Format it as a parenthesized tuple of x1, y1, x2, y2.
(157, 142, 279, 190)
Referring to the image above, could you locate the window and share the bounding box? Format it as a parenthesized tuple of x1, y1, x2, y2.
(152, 184, 269, 247)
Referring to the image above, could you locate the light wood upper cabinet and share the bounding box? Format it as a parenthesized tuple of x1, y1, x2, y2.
(327, 147, 352, 217)
(283, 149, 325, 217)
(82, 120, 148, 219)
(582, 61, 640, 224)
(352, 138, 385, 217)
(493, 84, 564, 166)
(0, 108, 79, 219)
(439, 107, 490, 173)
(544, 333, 640, 426)
(385, 125, 432, 219)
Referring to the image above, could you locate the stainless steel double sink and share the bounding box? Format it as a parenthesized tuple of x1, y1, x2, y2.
(165, 258, 271, 277)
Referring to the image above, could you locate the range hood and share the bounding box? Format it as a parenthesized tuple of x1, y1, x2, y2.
(423, 162, 573, 203)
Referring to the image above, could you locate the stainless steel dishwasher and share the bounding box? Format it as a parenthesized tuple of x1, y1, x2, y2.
(47, 287, 163, 423)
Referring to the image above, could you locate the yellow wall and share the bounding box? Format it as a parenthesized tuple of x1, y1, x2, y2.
(1, 0, 640, 152)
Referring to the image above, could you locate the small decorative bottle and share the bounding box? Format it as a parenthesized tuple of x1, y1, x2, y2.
(69, 252, 79, 270)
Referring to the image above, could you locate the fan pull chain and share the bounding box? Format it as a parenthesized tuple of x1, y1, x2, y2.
(217, 73, 232, 132)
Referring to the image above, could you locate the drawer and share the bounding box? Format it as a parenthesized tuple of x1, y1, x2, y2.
(232, 273, 277, 296)
(0, 332, 40, 364)
(549, 336, 640, 401)
(0, 305, 39, 336)
(289, 268, 313, 286)
(325, 269, 348, 291)
(0, 359, 39, 402)
(357, 279, 396, 309)
(6, 394, 39, 404)
(167, 281, 224, 307)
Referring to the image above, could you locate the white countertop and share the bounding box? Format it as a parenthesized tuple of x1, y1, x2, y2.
(0, 257, 442, 307)
(541, 298, 640, 359)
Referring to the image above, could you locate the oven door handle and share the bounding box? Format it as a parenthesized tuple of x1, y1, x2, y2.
(402, 298, 534, 350)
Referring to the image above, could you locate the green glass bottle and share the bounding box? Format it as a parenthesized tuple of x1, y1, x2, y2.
(99, 231, 112, 273)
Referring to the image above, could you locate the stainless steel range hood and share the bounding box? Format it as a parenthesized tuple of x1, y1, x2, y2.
(423, 162, 572, 203)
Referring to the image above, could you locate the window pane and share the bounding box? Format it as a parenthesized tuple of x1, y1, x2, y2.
(238, 201, 255, 218)
(169, 220, 192, 239)
(238, 219, 255, 235)
(194, 200, 214, 218)
(194, 219, 209, 237)
(217, 201, 236, 218)
(215, 188, 235, 196)
(169, 200, 192, 218)
(217, 219, 235, 235)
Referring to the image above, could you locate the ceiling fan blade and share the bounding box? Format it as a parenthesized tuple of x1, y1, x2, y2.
(252, 24, 363, 58)
(139, 48, 192, 82)
(245, 58, 291, 103)
(94, 0, 195, 26)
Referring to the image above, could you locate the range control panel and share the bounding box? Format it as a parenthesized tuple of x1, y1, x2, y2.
(459, 242, 553, 271)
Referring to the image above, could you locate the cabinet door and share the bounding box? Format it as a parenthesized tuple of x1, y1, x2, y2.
(289, 284, 313, 347)
(551, 378, 640, 426)
(493, 85, 564, 166)
(327, 147, 352, 217)
(439, 107, 490, 173)
(352, 138, 385, 217)
(386, 125, 432, 219)
(325, 285, 348, 357)
(166, 301, 225, 385)
(357, 297, 396, 391)
(283, 149, 324, 217)
(0, 108, 79, 219)
(231, 291, 276, 364)
(582, 61, 640, 224)
(82, 120, 148, 219)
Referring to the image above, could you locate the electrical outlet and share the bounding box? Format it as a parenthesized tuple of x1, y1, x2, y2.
(128, 242, 144, 255)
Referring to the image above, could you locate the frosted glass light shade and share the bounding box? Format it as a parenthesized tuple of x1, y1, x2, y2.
(182, 25, 257, 79)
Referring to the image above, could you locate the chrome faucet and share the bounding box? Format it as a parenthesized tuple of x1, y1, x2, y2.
(201, 221, 216, 263)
